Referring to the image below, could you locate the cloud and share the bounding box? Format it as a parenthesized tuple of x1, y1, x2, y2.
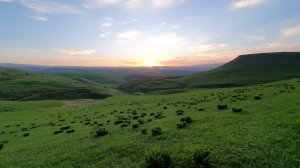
(245, 35, 265, 41)
(0, 0, 14, 2)
(151, 0, 184, 8)
(55, 48, 96, 56)
(189, 44, 229, 53)
(101, 17, 114, 27)
(230, 0, 268, 10)
(117, 30, 141, 43)
(30, 16, 48, 22)
(99, 31, 111, 38)
(83, 0, 185, 9)
(20, 0, 81, 14)
(281, 26, 300, 37)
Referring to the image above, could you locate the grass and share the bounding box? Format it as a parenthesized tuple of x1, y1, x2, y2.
(120, 52, 300, 93)
(0, 67, 118, 100)
(0, 78, 299, 167)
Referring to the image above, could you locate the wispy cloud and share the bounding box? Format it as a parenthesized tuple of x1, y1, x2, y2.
(151, 0, 185, 8)
(55, 48, 96, 56)
(83, 0, 185, 9)
(0, 0, 14, 3)
(30, 16, 48, 22)
(101, 17, 114, 27)
(99, 31, 111, 38)
(281, 26, 300, 37)
(230, 0, 268, 10)
(20, 0, 81, 14)
(117, 30, 141, 43)
(189, 44, 229, 53)
(245, 35, 265, 41)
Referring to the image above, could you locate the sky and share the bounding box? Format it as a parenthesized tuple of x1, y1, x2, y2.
(0, 0, 300, 67)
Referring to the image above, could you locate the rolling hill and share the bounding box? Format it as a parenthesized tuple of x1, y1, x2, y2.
(119, 52, 300, 93)
(0, 63, 222, 86)
(0, 67, 118, 100)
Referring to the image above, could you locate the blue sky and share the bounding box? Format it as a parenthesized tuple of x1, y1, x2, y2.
(0, 0, 300, 66)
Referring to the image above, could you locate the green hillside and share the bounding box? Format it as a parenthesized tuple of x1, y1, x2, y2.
(0, 67, 118, 100)
(120, 52, 300, 93)
(0, 78, 299, 167)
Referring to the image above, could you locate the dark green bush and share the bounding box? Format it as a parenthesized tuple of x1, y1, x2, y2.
(151, 127, 162, 136)
(177, 122, 186, 129)
(217, 105, 228, 110)
(176, 110, 184, 116)
(23, 133, 30, 137)
(232, 107, 243, 113)
(254, 96, 262, 100)
(181, 117, 192, 123)
(145, 149, 171, 168)
(0, 143, 3, 150)
(141, 113, 147, 118)
(121, 123, 130, 127)
(191, 150, 211, 168)
(95, 128, 109, 137)
(53, 130, 63, 135)
(198, 108, 205, 111)
(132, 115, 139, 120)
(132, 124, 139, 129)
(138, 119, 145, 125)
(142, 128, 147, 135)
(66, 129, 75, 134)
(60, 126, 70, 130)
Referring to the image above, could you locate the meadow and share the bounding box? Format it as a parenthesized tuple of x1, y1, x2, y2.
(0, 78, 299, 167)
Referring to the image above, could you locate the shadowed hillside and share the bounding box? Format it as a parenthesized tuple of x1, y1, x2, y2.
(0, 67, 118, 100)
(119, 52, 300, 93)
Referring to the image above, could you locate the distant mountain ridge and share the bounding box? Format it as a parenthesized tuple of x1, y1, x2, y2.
(0, 63, 222, 86)
(119, 52, 300, 93)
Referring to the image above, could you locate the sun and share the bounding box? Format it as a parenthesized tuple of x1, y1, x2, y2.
(145, 62, 156, 67)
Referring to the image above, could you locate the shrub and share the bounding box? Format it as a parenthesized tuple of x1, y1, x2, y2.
(217, 105, 228, 110)
(21, 128, 28, 131)
(176, 110, 184, 116)
(198, 108, 205, 111)
(147, 119, 152, 123)
(60, 126, 71, 130)
(254, 96, 262, 100)
(181, 117, 192, 123)
(145, 150, 171, 168)
(1, 140, 9, 144)
(232, 108, 243, 113)
(121, 123, 130, 127)
(151, 127, 162, 136)
(53, 130, 63, 135)
(163, 106, 168, 109)
(66, 129, 75, 134)
(177, 122, 186, 129)
(23, 133, 30, 137)
(132, 124, 139, 129)
(114, 120, 123, 125)
(132, 115, 139, 120)
(150, 113, 155, 116)
(142, 128, 147, 135)
(141, 113, 147, 118)
(0, 143, 3, 150)
(138, 119, 145, 125)
(95, 128, 109, 137)
(191, 150, 211, 168)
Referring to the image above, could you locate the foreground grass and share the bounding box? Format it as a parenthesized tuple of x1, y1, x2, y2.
(0, 79, 299, 167)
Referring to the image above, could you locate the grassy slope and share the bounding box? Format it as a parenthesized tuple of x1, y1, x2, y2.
(0, 67, 118, 100)
(120, 52, 300, 93)
(0, 78, 299, 167)
(50, 72, 126, 87)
